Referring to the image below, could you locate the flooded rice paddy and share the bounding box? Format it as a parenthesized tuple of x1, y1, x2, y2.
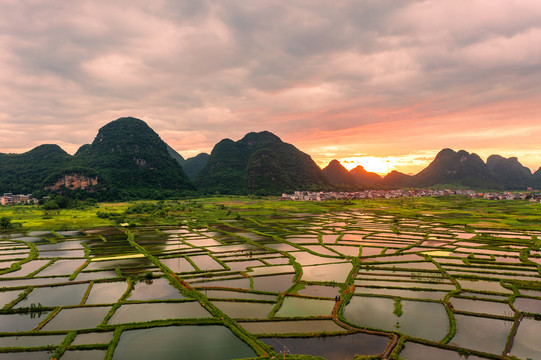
(1, 210, 540, 359)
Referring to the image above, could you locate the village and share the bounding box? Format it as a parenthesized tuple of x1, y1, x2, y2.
(281, 189, 541, 202)
(2, 189, 541, 206)
(0, 193, 38, 205)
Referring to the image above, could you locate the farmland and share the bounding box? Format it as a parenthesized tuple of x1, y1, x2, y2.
(0, 197, 540, 359)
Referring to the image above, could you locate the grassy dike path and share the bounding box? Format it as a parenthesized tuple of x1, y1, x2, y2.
(122, 229, 275, 359)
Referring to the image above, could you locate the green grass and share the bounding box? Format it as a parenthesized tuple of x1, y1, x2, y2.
(2, 196, 541, 232)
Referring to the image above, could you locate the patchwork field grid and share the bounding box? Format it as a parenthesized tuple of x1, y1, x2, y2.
(1, 206, 541, 359)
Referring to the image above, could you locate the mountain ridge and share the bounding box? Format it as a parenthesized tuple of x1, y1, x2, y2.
(1, 117, 541, 198)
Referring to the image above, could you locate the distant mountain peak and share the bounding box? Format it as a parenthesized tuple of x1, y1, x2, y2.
(239, 131, 282, 147)
(197, 131, 327, 195)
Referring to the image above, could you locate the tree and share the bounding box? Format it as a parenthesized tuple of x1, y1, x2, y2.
(43, 200, 60, 210)
(0, 217, 12, 229)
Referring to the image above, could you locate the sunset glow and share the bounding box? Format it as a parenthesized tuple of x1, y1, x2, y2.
(339, 157, 399, 175)
(0, 1, 540, 175)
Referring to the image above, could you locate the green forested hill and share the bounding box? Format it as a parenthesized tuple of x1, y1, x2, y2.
(72, 117, 196, 198)
(196, 131, 329, 195)
(182, 153, 210, 180)
(0, 144, 72, 194)
(0, 118, 196, 199)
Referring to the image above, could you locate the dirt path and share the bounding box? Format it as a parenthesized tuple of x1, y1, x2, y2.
(504, 313, 524, 356)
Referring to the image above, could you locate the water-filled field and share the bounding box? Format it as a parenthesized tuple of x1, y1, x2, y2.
(1, 202, 541, 359)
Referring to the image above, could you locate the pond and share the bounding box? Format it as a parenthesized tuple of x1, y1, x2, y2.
(41, 306, 110, 331)
(112, 325, 256, 360)
(275, 296, 335, 318)
(0, 276, 71, 288)
(61, 350, 108, 360)
(38, 249, 86, 258)
(0, 259, 50, 277)
(203, 289, 276, 301)
(399, 341, 488, 359)
(301, 245, 340, 257)
(355, 287, 447, 301)
(0, 311, 50, 332)
(510, 317, 541, 359)
(15, 283, 89, 308)
(301, 262, 351, 283)
(108, 302, 211, 324)
(0, 351, 54, 359)
(0, 334, 65, 348)
(188, 255, 224, 271)
(321, 234, 339, 243)
(259, 332, 390, 359)
(265, 243, 300, 252)
(252, 274, 296, 293)
(0, 290, 21, 307)
(261, 257, 291, 265)
(212, 300, 274, 319)
(450, 314, 513, 355)
(128, 278, 185, 301)
(354, 279, 456, 291)
(247, 264, 295, 276)
(158, 257, 196, 273)
(457, 279, 513, 294)
(513, 297, 541, 314)
(328, 245, 361, 257)
(239, 320, 346, 335)
(71, 331, 114, 345)
(296, 285, 341, 298)
(184, 238, 223, 247)
(85, 281, 129, 304)
(291, 252, 343, 266)
(84, 257, 154, 271)
(75, 270, 119, 281)
(343, 296, 449, 342)
(225, 259, 265, 271)
(450, 297, 514, 317)
(194, 277, 251, 290)
(35, 259, 87, 276)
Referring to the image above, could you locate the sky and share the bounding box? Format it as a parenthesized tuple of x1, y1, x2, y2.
(1, 1, 541, 175)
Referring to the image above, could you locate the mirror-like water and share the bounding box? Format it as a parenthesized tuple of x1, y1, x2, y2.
(399, 342, 488, 360)
(260, 333, 390, 359)
(0, 312, 50, 332)
(108, 302, 211, 324)
(85, 281, 128, 304)
(275, 297, 335, 317)
(450, 297, 514, 317)
(301, 262, 351, 283)
(71, 331, 113, 345)
(60, 350, 107, 360)
(112, 325, 256, 360)
(239, 320, 345, 335)
(513, 297, 541, 314)
(128, 278, 185, 301)
(16, 283, 89, 308)
(41, 306, 110, 331)
(344, 296, 449, 342)
(450, 314, 513, 354)
(212, 300, 274, 319)
(510, 317, 541, 359)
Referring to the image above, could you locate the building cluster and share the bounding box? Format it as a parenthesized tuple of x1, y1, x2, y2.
(0, 193, 38, 205)
(281, 189, 477, 201)
(469, 191, 541, 202)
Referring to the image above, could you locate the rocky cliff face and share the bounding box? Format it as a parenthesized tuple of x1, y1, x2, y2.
(45, 173, 99, 191)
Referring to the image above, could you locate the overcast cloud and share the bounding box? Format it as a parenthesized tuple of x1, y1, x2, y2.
(1, 0, 541, 172)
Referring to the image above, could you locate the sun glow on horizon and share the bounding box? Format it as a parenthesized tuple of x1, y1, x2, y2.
(339, 156, 399, 174)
